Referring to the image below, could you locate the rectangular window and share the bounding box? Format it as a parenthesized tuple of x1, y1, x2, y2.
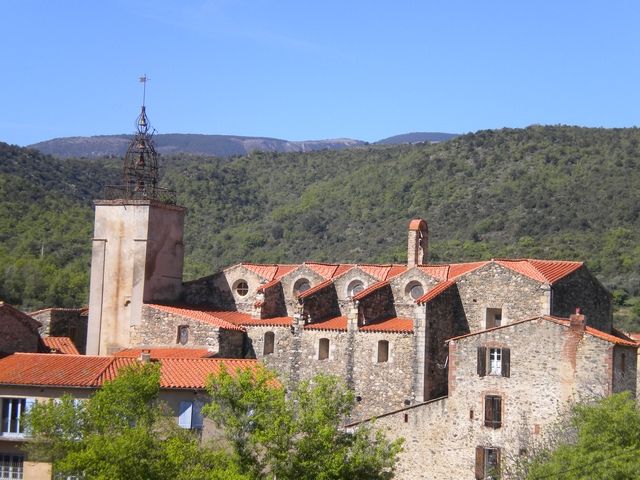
(477, 347, 510, 378)
(318, 338, 330, 360)
(484, 395, 502, 429)
(1, 398, 34, 437)
(486, 308, 502, 329)
(0, 454, 24, 480)
(377, 340, 389, 363)
(475, 446, 501, 480)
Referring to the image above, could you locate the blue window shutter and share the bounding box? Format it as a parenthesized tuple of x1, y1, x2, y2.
(192, 401, 204, 428)
(178, 401, 193, 429)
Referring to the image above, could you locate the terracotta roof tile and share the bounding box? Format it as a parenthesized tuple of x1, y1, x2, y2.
(304, 316, 348, 331)
(0, 353, 261, 389)
(238, 316, 293, 327)
(416, 265, 450, 281)
(257, 278, 281, 292)
(409, 218, 427, 231)
(526, 259, 583, 284)
(446, 261, 488, 279)
(113, 348, 214, 358)
(360, 317, 414, 333)
(41, 337, 80, 355)
(447, 316, 639, 347)
(306, 263, 341, 279)
(352, 281, 389, 301)
(416, 280, 456, 304)
(297, 279, 334, 299)
(145, 304, 246, 331)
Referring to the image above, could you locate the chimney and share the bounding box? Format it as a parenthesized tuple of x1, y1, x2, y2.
(569, 307, 586, 332)
(140, 349, 151, 363)
(408, 218, 429, 267)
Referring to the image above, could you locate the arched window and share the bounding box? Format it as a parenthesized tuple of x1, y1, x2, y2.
(294, 278, 311, 296)
(235, 280, 249, 297)
(347, 280, 365, 297)
(263, 331, 275, 355)
(377, 340, 389, 363)
(318, 338, 330, 360)
(177, 325, 189, 345)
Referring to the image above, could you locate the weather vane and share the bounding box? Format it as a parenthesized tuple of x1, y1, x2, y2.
(139, 74, 149, 107)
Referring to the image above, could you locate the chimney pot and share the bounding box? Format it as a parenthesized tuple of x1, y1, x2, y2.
(569, 310, 586, 332)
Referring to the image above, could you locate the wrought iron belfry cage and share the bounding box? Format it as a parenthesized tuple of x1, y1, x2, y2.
(104, 76, 176, 204)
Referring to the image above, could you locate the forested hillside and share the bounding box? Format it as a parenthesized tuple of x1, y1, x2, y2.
(3, 126, 640, 329)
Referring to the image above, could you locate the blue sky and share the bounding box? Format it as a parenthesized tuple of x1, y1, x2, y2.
(2, 1, 639, 146)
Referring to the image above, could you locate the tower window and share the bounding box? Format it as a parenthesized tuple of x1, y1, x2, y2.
(235, 280, 249, 297)
(377, 340, 389, 363)
(263, 331, 275, 355)
(318, 338, 330, 360)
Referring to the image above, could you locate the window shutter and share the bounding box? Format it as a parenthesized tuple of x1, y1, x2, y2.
(192, 401, 204, 429)
(477, 347, 486, 377)
(495, 448, 501, 474)
(495, 397, 502, 428)
(475, 446, 485, 480)
(484, 396, 493, 427)
(178, 401, 193, 429)
(502, 348, 510, 378)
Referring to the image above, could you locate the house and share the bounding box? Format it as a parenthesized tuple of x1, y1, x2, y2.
(0, 352, 259, 479)
(0, 302, 42, 355)
(351, 312, 637, 479)
(30, 308, 88, 354)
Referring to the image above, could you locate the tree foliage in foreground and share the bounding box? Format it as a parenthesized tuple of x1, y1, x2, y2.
(525, 392, 640, 479)
(27, 362, 401, 480)
(205, 367, 403, 480)
(26, 363, 248, 480)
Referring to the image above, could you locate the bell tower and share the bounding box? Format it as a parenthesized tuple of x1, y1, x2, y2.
(86, 76, 187, 355)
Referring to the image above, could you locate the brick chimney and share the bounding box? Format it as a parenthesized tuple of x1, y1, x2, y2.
(569, 307, 586, 333)
(408, 218, 428, 267)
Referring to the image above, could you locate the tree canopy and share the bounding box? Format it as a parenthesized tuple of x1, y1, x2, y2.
(26, 362, 402, 480)
(525, 392, 640, 479)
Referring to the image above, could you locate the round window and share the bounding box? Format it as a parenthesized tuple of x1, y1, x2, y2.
(235, 280, 249, 297)
(294, 278, 311, 295)
(408, 282, 424, 300)
(347, 280, 365, 297)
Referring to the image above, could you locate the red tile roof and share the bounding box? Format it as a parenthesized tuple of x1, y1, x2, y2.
(360, 317, 414, 333)
(297, 279, 334, 299)
(495, 259, 583, 284)
(352, 281, 390, 301)
(446, 261, 487, 279)
(304, 316, 348, 331)
(257, 278, 281, 292)
(416, 280, 456, 304)
(447, 316, 639, 347)
(0, 353, 260, 389)
(113, 348, 214, 358)
(416, 265, 450, 281)
(238, 316, 293, 327)
(409, 218, 427, 231)
(41, 337, 80, 355)
(145, 304, 247, 331)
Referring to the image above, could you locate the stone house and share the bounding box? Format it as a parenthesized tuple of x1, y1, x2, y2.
(0, 351, 259, 480)
(29, 307, 88, 354)
(354, 312, 637, 479)
(0, 302, 42, 355)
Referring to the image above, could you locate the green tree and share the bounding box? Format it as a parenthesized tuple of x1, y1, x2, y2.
(27, 362, 248, 480)
(525, 392, 640, 479)
(204, 367, 403, 480)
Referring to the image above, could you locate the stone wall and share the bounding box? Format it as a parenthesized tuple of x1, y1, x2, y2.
(302, 284, 341, 323)
(0, 306, 40, 354)
(358, 284, 395, 325)
(260, 283, 287, 318)
(455, 262, 548, 332)
(389, 268, 439, 318)
(612, 345, 637, 395)
(31, 308, 88, 354)
(423, 284, 467, 399)
(351, 331, 415, 420)
(551, 266, 612, 333)
(131, 305, 243, 357)
(244, 325, 294, 376)
(279, 266, 326, 316)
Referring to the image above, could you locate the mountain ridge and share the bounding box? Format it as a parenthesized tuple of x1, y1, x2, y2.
(27, 131, 456, 158)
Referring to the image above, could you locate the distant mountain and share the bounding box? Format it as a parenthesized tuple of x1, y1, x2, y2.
(28, 132, 458, 158)
(28, 134, 367, 159)
(376, 132, 458, 144)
